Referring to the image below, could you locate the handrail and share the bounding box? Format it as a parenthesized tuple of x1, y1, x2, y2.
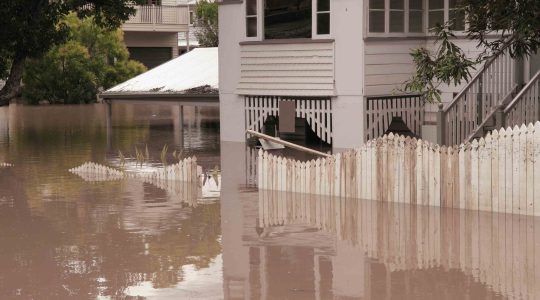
(439, 41, 517, 145)
(247, 130, 332, 158)
(504, 69, 540, 114)
(444, 42, 512, 113)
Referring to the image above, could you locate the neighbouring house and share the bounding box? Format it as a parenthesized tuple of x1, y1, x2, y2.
(218, 0, 540, 150)
(178, 0, 201, 55)
(122, 0, 191, 69)
(101, 47, 218, 102)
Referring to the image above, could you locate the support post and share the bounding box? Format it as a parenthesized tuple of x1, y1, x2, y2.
(174, 105, 185, 148)
(105, 100, 112, 150)
(436, 103, 445, 145)
(495, 105, 505, 130)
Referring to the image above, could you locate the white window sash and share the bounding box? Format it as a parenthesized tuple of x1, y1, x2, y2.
(244, 0, 263, 41)
(312, 0, 332, 39)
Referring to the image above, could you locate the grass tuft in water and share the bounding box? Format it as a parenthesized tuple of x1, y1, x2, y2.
(160, 144, 169, 166)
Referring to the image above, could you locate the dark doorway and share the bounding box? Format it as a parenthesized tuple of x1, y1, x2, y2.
(127, 47, 172, 69)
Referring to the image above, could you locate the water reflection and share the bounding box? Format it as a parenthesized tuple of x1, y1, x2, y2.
(221, 143, 539, 300)
(2, 103, 539, 299)
(0, 103, 222, 298)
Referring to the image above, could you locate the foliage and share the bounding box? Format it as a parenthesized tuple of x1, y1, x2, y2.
(193, 0, 219, 47)
(0, 0, 144, 105)
(23, 14, 146, 104)
(404, 25, 478, 103)
(406, 0, 540, 103)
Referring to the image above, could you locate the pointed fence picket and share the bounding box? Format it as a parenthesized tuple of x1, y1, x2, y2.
(257, 122, 540, 216)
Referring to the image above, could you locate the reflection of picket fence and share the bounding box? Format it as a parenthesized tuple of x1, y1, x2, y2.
(258, 122, 540, 216)
(258, 189, 540, 298)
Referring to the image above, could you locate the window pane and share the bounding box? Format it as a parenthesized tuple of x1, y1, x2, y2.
(317, 13, 330, 35)
(264, 0, 312, 39)
(390, 11, 404, 32)
(317, 0, 330, 12)
(390, 0, 404, 10)
(449, 0, 463, 8)
(428, 10, 444, 28)
(369, 11, 385, 33)
(409, 0, 423, 10)
(247, 17, 257, 37)
(246, 0, 257, 16)
(369, 0, 385, 10)
(429, 0, 444, 9)
(450, 9, 465, 31)
(409, 10, 424, 32)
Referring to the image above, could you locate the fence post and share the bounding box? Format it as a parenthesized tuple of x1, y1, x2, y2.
(436, 103, 445, 145)
(495, 105, 505, 130)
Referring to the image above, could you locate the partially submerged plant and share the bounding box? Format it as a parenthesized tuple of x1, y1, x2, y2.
(160, 144, 169, 166)
(118, 150, 126, 168)
(134, 146, 146, 167)
(172, 149, 184, 162)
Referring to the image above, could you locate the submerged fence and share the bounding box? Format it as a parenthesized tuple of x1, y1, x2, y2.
(258, 122, 540, 216)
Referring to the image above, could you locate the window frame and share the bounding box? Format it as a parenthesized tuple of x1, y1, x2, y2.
(243, 0, 332, 42)
(312, 0, 332, 39)
(244, 0, 263, 41)
(366, 0, 468, 38)
(366, 0, 427, 38)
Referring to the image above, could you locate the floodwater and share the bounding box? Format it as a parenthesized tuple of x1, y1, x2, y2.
(0, 104, 539, 299)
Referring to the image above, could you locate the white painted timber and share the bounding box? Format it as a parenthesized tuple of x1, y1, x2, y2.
(237, 42, 335, 96)
(257, 121, 540, 217)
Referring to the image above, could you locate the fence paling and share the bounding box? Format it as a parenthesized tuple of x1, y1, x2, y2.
(258, 122, 540, 217)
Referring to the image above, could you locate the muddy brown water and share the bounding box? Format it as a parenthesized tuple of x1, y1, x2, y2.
(0, 104, 537, 299)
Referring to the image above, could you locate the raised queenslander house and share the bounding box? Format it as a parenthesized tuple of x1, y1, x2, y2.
(122, 0, 192, 69)
(218, 0, 540, 150)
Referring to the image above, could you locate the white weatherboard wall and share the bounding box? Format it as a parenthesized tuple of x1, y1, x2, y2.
(237, 42, 335, 97)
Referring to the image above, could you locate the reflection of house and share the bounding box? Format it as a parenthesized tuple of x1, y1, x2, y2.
(122, 0, 190, 69)
(219, 0, 540, 150)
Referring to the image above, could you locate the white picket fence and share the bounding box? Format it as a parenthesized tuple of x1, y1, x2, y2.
(0, 162, 12, 168)
(69, 157, 201, 183)
(258, 122, 540, 216)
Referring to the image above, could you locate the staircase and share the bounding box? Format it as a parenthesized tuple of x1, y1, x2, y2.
(438, 44, 521, 146)
(503, 70, 540, 129)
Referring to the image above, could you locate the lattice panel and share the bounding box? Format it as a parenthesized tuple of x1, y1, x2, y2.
(365, 95, 424, 141)
(245, 96, 333, 144)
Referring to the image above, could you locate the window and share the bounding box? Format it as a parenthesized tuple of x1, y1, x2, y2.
(389, 0, 405, 32)
(246, 0, 258, 38)
(316, 0, 330, 35)
(189, 11, 194, 25)
(368, 0, 385, 33)
(428, 0, 444, 29)
(449, 0, 465, 31)
(244, 0, 330, 40)
(264, 0, 312, 39)
(409, 0, 424, 33)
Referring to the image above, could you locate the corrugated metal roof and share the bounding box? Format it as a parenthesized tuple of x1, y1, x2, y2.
(104, 47, 218, 95)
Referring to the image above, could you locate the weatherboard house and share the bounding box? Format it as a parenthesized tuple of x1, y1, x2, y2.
(218, 0, 540, 150)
